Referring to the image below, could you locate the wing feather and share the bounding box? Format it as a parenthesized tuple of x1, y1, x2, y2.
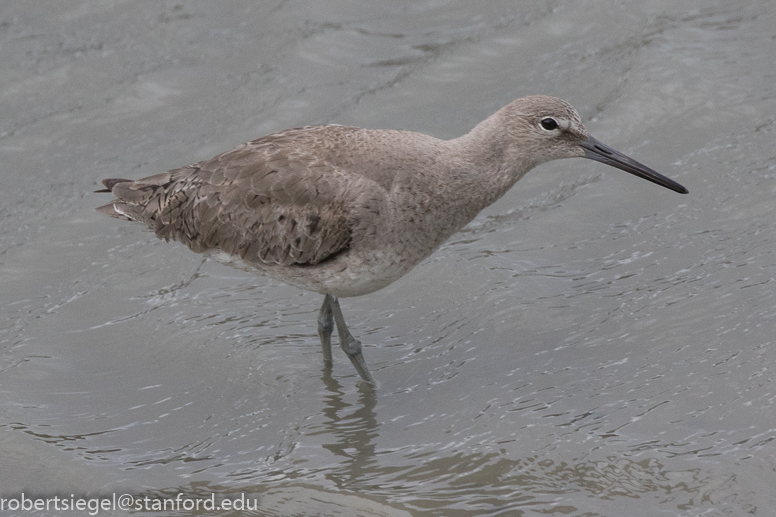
(97, 129, 367, 267)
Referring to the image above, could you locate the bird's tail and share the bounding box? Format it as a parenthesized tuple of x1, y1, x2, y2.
(94, 177, 131, 193)
(95, 178, 142, 221)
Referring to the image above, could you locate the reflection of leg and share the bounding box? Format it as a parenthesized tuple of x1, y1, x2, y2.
(317, 294, 334, 366)
(330, 296, 376, 385)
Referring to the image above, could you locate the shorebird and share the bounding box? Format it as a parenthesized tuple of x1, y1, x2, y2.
(97, 95, 687, 385)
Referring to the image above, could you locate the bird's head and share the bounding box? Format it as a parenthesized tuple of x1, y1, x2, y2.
(501, 95, 688, 194)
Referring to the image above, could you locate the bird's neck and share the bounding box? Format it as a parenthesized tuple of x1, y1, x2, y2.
(445, 110, 537, 215)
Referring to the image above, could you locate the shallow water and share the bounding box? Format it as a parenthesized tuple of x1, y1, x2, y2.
(2, 1, 775, 516)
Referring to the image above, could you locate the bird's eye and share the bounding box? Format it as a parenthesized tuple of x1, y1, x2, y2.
(540, 118, 559, 131)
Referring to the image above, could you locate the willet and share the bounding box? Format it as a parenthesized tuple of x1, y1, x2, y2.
(96, 95, 687, 385)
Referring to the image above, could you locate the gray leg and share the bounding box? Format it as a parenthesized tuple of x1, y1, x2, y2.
(330, 296, 376, 385)
(318, 294, 334, 366)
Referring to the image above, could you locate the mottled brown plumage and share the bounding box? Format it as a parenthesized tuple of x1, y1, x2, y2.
(97, 95, 687, 384)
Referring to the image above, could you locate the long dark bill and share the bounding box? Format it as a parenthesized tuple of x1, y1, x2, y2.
(580, 136, 688, 194)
